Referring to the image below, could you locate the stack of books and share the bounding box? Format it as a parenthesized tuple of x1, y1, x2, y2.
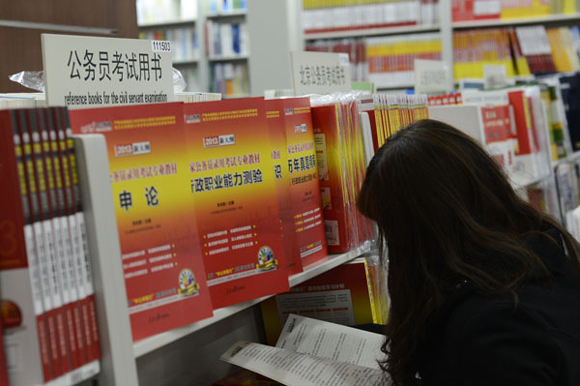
(302, 0, 439, 34)
(0, 107, 101, 385)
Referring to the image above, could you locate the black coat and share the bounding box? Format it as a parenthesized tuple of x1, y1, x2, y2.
(417, 227, 580, 386)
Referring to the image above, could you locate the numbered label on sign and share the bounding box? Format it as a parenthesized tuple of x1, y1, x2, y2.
(151, 40, 171, 53)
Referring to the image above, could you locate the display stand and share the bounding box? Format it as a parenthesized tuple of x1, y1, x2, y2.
(75, 135, 139, 385)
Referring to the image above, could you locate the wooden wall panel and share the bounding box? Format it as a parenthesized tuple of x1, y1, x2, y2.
(0, 0, 138, 93)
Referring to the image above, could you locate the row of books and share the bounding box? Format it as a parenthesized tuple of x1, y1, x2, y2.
(453, 28, 518, 79)
(205, 20, 249, 58)
(0, 107, 101, 385)
(428, 77, 580, 221)
(302, 0, 440, 34)
(455, 25, 580, 78)
(139, 28, 200, 62)
(209, 62, 249, 97)
(452, 0, 580, 21)
(310, 93, 374, 254)
(434, 73, 580, 168)
(136, 0, 197, 25)
(203, 0, 247, 14)
(306, 33, 442, 85)
(366, 33, 442, 87)
(307, 25, 580, 86)
(363, 94, 430, 151)
(61, 94, 380, 343)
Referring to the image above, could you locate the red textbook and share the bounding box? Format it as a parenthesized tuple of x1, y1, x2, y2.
(69, 103, 213, 341)
(266, 98, 327, 274)
(183, 98, 290, 309)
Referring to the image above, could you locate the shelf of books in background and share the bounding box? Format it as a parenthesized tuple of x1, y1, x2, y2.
(452, 0, 580, 22)
(453, 25, 580, 80)
(306, 33, 442, 89)
(136, 0, 197, 26)
(137, 0, 200, 93)
(205, 11, 250, 98)
(427, 75, 580, 230)
(209, 63, 250, 98)
(302, 0, 439, 35)
(203, 0, 247, 15)
(0, 107, 101, 386)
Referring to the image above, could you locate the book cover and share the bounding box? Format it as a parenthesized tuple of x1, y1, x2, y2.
(69, 102, 213, 341)
(312, 104, 350, 253)
(267, 98, 328, 272)
(183, 98, 290, 309)
(266, 102, 301, 276)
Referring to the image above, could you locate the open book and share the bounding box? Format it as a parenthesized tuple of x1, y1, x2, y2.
(220, 314, 389, 386)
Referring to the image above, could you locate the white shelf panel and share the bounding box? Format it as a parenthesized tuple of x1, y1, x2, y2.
(206, 10, 247, 18)
(208, 54, 249, 61)
(173, 58, 200, 65)
(304, 25, 440, 40)
(376, 83, 414, 90)
(453, 13, 580, 29)
(223, 93, 251, 99)
(138, 19, 197, 29)
(133, 243, 371, 357)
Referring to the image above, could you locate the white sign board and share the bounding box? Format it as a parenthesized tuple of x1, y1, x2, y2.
(484, 64, 509, 90)
(42, 34, 174, 109)
(414, 59, 450, 95)
(290, 51, 351, 96)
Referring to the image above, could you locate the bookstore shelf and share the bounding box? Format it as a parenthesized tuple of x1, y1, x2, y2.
(208, 54, 249, 61)
(133, 243, 371, 358)
(452, 13, 580, 29)
(205, 10, 247, 18)
(173, 58, 200, 65)
(223, 93, 251, 99)
(304, 25, 440, 41)
(376, 83, 415, 90)
(137, 19, 197, 29)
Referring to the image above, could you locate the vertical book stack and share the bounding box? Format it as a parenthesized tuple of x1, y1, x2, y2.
(0, 107, 100, 386)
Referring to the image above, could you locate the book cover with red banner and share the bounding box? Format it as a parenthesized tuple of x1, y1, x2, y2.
(183, 98, 289, 309)
(481, 104, 516, 173)
(69, 103, 213, 341)
(266, 98, 327, 274)
(312, 104, 351, 253)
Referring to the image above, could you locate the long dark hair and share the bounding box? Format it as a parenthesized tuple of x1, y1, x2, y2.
(357, 119, 580, 385)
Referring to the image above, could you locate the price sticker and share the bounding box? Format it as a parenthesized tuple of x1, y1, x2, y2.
(151, 40, 171, 53)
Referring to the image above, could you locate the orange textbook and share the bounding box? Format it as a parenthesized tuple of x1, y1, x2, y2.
(266, 98, 327, 274)
(69, 103, 213, 341)
(183, 98, 290, 309)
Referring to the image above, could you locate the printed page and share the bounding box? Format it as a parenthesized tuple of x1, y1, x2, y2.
(221, 341, 385, 386)
(276, 314, 384, 370)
